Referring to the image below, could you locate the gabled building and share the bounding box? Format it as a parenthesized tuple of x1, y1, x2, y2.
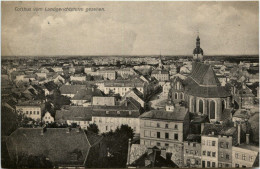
(92, 97, 142, 133)
(42, 111, 54, 123)
(71, 88, 103, 106)
(184, 134, 202, 168)
(6, 128, 103, 167)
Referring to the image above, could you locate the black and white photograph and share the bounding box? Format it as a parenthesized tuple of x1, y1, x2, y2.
(1, 1, 259, 168)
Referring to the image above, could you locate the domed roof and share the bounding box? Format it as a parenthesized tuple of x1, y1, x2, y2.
(193, 47, 203, 55)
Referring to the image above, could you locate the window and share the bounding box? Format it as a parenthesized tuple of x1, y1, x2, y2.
(207, 161, 210, 167)
(242, 154, 246, 160)
(226, 154, 230, 160)
(235, 153, 239, 159)
(219, 163, 222, 168)
(195, 151, 198, 155)
(174, 134, 178, 140)
(199, 100, 204, 113)
(190, 150, 193, 155)
(207, 151, 211, 157)
(207, 140, 211, 146)
(157, 123, 160, 128)
(242, 165, 246, 168)
(202, 161, 205, 168)
(144, 130, 150, 137)
(195, 160, 199, 165)
(26, 111, 29, 114)
(30, 111, 32, 114)
(210, 100, 216, 119)
(202, 140, 205, 145)
(226, 142, 229, 148)
(33, 111, 36, 114)
(165, 133, 169, 139)
(117, 111, 120, 114)
(225, 164, 229, 168)
(249, 156, 253, 162)
(193, 143, 196, 147)
(212, 152, 216, 157)
(106, 126, 108, 131)
(106, 111, 109, 114)
(212, 141, 216, 146)
(165, 143, 169, 147)
(212, 162, 215, 168)
(157, 132, 160, 138)
(203, 151, 206, 156)
(165, 124, 168, 128)
(157, 142, 161, 146)
(220, 152, 224, 158)
(186, 149, 189, 153)
(174, 124, 178, 129)
(220, 142, 224, 148)
(235, 164, 239, 168)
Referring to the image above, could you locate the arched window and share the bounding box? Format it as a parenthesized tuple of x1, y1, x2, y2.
(222, 100, 226, 112)
(199, 99, 204, 114)
(175, 93, 178, 99)
(210, 101, 216, 119)
(180, 93, 184, 100)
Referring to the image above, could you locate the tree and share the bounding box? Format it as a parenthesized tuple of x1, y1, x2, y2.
(87, 123, 99, 134)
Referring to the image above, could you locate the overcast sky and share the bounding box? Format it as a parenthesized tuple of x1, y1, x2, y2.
(2, 1, 259, 56)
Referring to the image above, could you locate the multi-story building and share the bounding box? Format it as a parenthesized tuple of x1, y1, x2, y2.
(55, 106, 93, 129)
(70, 74, 87, 82)
(16, 100, 44, 121)
(151, 70, 170, 82)
(139, 102, 190, 167)
(103, 78, 148, 97)
(232, 134, 259, 168)
(92, 97, 142, 133)
(201, 123, 223, 168)
(184, 134, 202, 168)
(98, 70, 117, 80)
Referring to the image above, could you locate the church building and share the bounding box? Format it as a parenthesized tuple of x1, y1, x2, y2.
(171, 35, 231, 123)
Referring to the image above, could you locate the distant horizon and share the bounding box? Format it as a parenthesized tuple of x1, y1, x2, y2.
(2, 1, 259, 56)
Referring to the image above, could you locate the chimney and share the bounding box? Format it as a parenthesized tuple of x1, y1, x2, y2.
(126, 139, 131, 166)
(246, 134, 250, 144)
(161, 148, 166, 159)
(238, 124, 241, 145)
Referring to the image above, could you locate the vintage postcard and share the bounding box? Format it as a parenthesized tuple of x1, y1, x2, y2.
(1, 1, 259, 168)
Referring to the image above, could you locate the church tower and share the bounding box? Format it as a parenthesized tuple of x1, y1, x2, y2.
(193, 35, 204, 61)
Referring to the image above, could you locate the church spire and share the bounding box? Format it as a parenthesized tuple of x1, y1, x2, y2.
(193, 31, 204, 62)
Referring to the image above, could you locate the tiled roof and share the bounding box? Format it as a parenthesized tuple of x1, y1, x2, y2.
(104, 78, 145, 87)
(186, 134, 201, 143)
(55, 106, 93, 122)
(220, 108, 233, 121)
(202, 123, 224, 136)
(233, 109, 250, 119)
(72, 88, 103, 100)
(183, 62, 230, 98)
(190, 62, 220, 86)
(60, 85, 86, 95)
(140, 106, 188, 121)
(184, 77, 230, 98)
(6, 128, 93, 167)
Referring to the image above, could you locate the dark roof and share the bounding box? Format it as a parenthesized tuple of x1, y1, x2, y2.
(220, 108, 233, 121)
(202, 123, 224, 136)
(104, 78, 145, 87)
(130, 147, 177, 168)
(6, 128, 95, 167)
(233, 109, 250, 119)
(92, 98, 141, 118)
(183, 62, 230, 98)
(55, 106, 93, 122)
(186, 134, 201, 143)
(191, 114, 209, 124)
(44, 81, 57, 91)
(60, 85, 86, 95)
(140, 106, 188, 121)
(72, 88, 103, 100)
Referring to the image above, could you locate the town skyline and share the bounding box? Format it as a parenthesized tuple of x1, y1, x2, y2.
(2, 1, 259, 56)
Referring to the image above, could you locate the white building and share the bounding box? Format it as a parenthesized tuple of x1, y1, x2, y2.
(43, 112, 54, 123)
